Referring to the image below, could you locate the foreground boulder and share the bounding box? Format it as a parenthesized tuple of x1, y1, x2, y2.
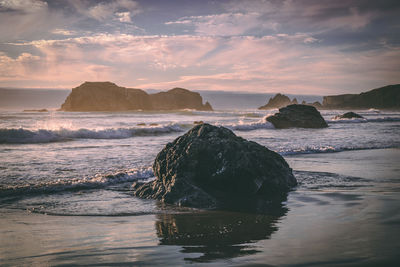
(334, 111, 364, 120)
(60, 82, 213, 111)
(266, 104, 328, 128)
(133, 123, 297, 209)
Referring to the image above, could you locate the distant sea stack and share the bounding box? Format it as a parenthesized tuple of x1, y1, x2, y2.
(266, 104, 328, 129)
(323, 84, 400, 109)
(60, 82, 213, 111)
(258, 93, 297, 110)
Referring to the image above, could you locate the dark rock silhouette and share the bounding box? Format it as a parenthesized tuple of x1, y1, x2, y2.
(323, 84, 400, 109)
(23, 109, 48, 112)
(258, 93, 297, 109)
(266, 104, 328, 128)
(298, 101, 323, 109)
(60, 82, 213, 111)
(334, 111, 364, 120)
(133, 123, 296, 209)
(310, 101, 322, 108)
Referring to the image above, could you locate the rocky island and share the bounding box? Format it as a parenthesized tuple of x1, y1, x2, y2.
(60, 82, 213, 111)
(258, 93, 297, 109)
(133, 123, 297, 209)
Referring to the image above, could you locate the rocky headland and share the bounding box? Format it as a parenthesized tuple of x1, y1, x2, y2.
(323, 84, 400, 110)
(266, 104, 328, 128)
(259, 84, 399, 111)
(60, 82, 213, 111)
(133, 123, 297, 209)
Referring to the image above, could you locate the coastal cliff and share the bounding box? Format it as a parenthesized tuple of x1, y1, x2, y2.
(323, 84, 400, 109)
(60, 82, 213, 111)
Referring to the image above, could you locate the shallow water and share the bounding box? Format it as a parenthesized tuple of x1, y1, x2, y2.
(1, 108, 400, 266)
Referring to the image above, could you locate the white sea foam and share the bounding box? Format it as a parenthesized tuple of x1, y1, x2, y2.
(0, 167, 154, 197)
(226, 121, 275, 131)
(279, 145, 397, 156)
(0, 124, 186, 144)
(220, 115, 275, 131)
(327, 117, 400, 124)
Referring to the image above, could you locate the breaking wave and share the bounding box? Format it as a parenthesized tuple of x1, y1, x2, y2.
(224, 121, 275, 131)
(327, 117, 400, 124)
(0, 124, 187, 144)
(0, 167, 154, 198)
(279, 145, 398, 156)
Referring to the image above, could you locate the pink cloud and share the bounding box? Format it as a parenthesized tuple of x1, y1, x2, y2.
(2, 34, 399, 94)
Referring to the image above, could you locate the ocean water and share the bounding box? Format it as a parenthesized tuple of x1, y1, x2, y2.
(1, 106, 400, 266)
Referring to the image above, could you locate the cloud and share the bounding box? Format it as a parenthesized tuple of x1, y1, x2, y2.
(51, 28, 77, 36)
(165, 0, 382, 37)
(116, 12, 132, 23)
(87, 0, 140, 22)
(4, 33, 399, 93)
(0, 0, 47, 13)
(166, 12, 278, 36)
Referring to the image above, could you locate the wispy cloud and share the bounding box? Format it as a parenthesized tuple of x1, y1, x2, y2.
(0, 0, 47, 13)
(166, 12, 278, 36)
(85, 0, 140, 22)
(0, 0, 399, 92)
(3, 33, 399, 93)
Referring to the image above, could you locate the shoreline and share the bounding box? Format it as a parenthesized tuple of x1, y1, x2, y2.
(1, 147, 399, 266)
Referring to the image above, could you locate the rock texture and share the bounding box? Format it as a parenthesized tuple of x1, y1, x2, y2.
(60, 82, 213, 111)
(258, 93, 298, 109)
(266, 104, 328, 128)
(334, 111, 364, 119)
(133, 123, 297, 208)
(323, 84, 400, 109)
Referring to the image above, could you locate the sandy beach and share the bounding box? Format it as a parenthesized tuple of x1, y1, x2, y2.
(1, 148, 399, 266)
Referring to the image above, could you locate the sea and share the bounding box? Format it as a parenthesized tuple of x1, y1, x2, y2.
(0, 90, 399, 266)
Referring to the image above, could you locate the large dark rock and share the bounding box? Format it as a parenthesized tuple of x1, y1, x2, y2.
(322, 84, 400, 109)
(150, 88, 212, 111)
(133, 123, 297, 209)
(60, 82, 213, 111)
(334, 111, 364, 120)
(266, 104, 328, 128)
(258, 93, 297, 110)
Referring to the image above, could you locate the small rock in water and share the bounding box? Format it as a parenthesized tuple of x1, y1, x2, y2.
(193, 121, 204, 125)
(334, 112, 364, 119)
(133, 123, 297, 209)
(266, 104, 328, 128)
(137, 123, 146, 126)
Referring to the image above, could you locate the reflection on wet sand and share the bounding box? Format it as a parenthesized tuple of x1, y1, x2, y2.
(155, 202, 286, 262)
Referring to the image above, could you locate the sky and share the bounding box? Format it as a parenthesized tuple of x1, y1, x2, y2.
(0, 0, 399, 95)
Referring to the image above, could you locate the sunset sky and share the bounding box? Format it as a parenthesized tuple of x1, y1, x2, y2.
(0, 0, 399, 94)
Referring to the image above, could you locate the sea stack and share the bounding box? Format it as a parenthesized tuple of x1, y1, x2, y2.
(60, 82, 213, 111)
(266, 104, 328, 128)
(133, 123, 297, 209)
(258, 93, 298, 109)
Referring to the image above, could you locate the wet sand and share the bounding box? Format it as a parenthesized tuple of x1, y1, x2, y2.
(1, 148, 399, 266)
